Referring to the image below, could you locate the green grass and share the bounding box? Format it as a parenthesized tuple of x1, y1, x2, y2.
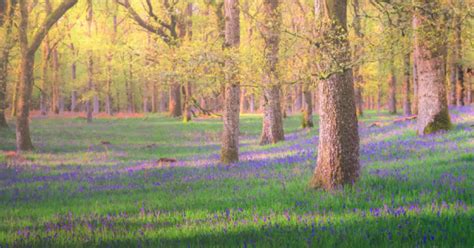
(0, 109, 473, 247)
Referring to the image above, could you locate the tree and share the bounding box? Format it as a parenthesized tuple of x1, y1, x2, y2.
(86, 0, 94, 123)
(413, 0, 451, 135)
(16, 0, 78, 151)
(116, 0, 184, 118)
(310, 0, 360, 190)
(221, 0, 241, 164)
(0, 0, 16, 128)
(301, 85, 313, 128)
(259, 0, 284, 145)
(352, 0, 364, 117)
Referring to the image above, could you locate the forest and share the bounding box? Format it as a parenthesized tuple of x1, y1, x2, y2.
(0, 0, 473, 247)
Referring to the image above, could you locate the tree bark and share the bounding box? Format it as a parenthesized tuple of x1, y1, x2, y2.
(412, 48, 418, 114)
(414, 0, 451, 135)
(86, 0, 93, 122)
(51, 48, 60, 114)
(402, 52, 412, 116)
(169, 83, 182, 117)
(352, 0, 363, 117)
(310, 0, 360, 190)
(259, 0, 284, 145)
(454, 13, 464, 106)
(221, 0, 241, 164)
(293, 84, 302, 112)
(16, 0, 78, 151)
(302, 86, 313, 128)
(388, 63, 397, 114)
(0, 0, 15, 128)
(40, 37, 50, 115)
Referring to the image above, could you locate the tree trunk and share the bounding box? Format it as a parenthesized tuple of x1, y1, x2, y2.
(293, 84, 302, 112)
(352, 0, 363, 117)
(151, 82, 157, 113)
(448, 57, 457, 105)
(51, 48, 60, 114)
(259, 0, 284, 145)
(302, 86, 313, 128)
(183, 82, 192, 122)
(40, 38, 50, 115)
(310, 0, 360, 190)
(403, 52, 412, 116)
(16, 51, 35, 151)
(388, 63, 397, 114)
(160, 90, 168, 112)
(86, 0, 93, 123)
(0, 0, 14, 128)
(414, 0, 451, 135)
(169, 83, 182, 117)
(221, 0, 241, 164)
(454, 13, 464, 106)
(377, 82, 382, 114)
(412, 50, 418, 114)
(248, 94, 255, 113)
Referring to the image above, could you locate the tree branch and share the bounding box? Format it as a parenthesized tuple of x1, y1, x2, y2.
(27, 0, 78, 56)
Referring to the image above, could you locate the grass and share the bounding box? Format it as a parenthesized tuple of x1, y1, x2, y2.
(0, 107, 473, 247)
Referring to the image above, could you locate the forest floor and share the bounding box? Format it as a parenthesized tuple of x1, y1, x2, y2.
(0, 106, 473, 247)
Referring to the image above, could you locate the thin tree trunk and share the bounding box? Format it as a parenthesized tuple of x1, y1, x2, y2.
(352, 0, 363, 117)
(86, 0, 93, 122)
(302, 86, 313, 128)
(51, 48, 60, 114)
(249, 94, 255, 113)
(448, 56, 457, 105)
(388, 63, 397, 114)
(293, 84, 302, 112)
(454, 13, 464, 106)
(414, 0, 451, 135)
(403, 52, 412, 116)
(221, 0, 241, 164)
(40, 38, 50, 115)
(259, 0, 284, 145)
(151, 82, 157, 113)
(169, 83, 182, 117)
(377, 82, 382, 113)
(310, 0, 359, 190)
(183, 82, 192, 122)
(412, 50, 418, 114)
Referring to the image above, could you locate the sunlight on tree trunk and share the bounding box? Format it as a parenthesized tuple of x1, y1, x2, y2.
(221, 0, 241, 164)
(310, 0, 360, 190)
(259, 0, 284, 146)
(414, 0, 451, 135)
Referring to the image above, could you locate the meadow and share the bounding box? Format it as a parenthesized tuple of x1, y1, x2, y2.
(0, 107, 473, 247)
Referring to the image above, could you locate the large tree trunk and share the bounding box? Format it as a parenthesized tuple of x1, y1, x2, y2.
(221, 0, 240, 164)
(302, 86, 313, 128)
(414, 0, 451, 135)
(259, 0, 284, 145)
(16, 52, 35, 151)
(402, 52, 412, 116)
(0, 0, 15, 128)
(310, 0, 360, 190)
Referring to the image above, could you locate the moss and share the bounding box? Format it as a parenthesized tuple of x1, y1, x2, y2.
(423, 108, 453, 135)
